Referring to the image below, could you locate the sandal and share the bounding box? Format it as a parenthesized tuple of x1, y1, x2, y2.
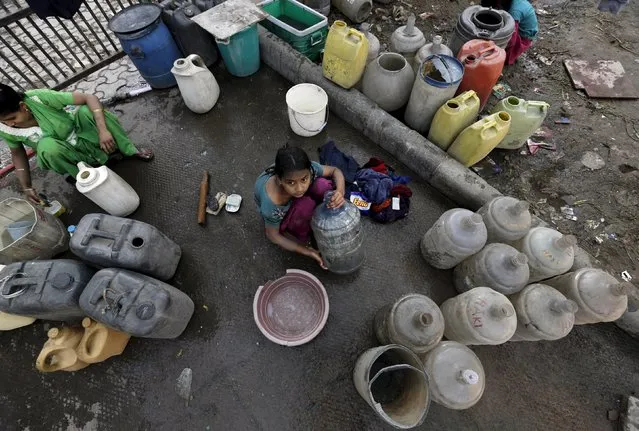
(134, 148, 154, 161)
(206, 192, 227, 216)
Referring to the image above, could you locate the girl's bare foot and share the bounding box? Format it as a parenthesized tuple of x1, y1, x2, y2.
(135, 148, 154, 161)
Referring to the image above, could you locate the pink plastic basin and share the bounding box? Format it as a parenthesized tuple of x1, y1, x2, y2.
(253, 269, 329, 346)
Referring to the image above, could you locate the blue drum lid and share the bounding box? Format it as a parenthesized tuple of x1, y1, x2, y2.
(108, 3, 162, 35)
(419, 55, 465, 88)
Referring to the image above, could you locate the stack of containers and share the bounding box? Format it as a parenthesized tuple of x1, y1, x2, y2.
(353, 294, 442, 427)
(394, 195, 635, 429)
(353, 289, 489, 427)
(69, 213, 193, 340)
(419, 195, 635, 348)
(416, 31, 551, 167)
(0, 212, 194, 372)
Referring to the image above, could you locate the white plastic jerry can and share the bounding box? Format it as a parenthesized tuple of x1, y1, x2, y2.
(75, 162, 140, 217)
(171, 54, 220, 114)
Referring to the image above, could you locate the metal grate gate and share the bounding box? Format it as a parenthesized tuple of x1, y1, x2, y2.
(0, 0, 148, 91)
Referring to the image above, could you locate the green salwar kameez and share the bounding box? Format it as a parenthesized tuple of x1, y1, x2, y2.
(0, 89, 137, 177)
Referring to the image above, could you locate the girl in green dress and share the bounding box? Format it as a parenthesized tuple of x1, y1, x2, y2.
(0, 83, 153, 203)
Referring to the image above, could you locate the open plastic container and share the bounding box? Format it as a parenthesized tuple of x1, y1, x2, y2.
(0, 198, 69, 264)
(258, 0, 328, 61)
(253, 269, 329, 346)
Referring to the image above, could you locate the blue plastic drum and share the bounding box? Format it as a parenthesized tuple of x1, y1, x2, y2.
(109, 4, 182, 88)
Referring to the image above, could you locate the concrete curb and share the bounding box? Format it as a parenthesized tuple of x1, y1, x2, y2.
(257, 28, 638, 337)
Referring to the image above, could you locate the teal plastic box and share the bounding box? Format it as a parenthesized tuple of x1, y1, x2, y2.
(259, 0, 328, 62)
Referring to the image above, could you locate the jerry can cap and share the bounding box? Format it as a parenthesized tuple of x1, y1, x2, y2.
(76, 163, 100, 185)
(51, 273, 74, 289)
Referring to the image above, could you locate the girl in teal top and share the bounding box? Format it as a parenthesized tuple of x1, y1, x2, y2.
(255, 145, 346, 269)
(0, 83, 153, 203)
(482, 0, 538, 64)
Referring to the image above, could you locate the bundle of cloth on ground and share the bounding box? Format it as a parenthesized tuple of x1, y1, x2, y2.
(318, 140, 413, 223)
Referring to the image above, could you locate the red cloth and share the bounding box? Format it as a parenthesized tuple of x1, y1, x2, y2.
(371, 199, 391, 213)
(362, 157, 389, 175)
(391, 184, 413, 198)
(505, 21, 534, 65)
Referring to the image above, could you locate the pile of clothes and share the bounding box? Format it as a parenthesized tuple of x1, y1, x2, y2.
(319, 140, 413, 224)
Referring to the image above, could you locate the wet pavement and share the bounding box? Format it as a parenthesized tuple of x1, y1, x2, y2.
(0, 65, 638, 431)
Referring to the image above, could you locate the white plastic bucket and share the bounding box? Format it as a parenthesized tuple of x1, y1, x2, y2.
(286, 83, 328, 137)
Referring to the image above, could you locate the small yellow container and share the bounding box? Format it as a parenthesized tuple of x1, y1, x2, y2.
(322, 20, 368, 89)
(36, 327, 88, 372)
(76, 317, 131, 364)
(427, 90, 480, 151)
(491, 96, 549, 150)
(43, 200, 65, 217)
(447, 112, 511, 167)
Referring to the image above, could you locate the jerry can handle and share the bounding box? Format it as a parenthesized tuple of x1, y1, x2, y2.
(86, 277, 112, 306)
(80, 218, 131, 260)
(130, 45, 145, 59)
(81, 217, 118, 246)
(480, 120, 498, 139)
(346, 29, 363, 43)
(528, 101, 549, 113)
(102, 286, 126, 316)
(0, 272, 32, 298)
(186, 54, 206, 68)
(310, 31, 324, 47)
(478, 46, 498, 58)
(458, 90, 477, 105)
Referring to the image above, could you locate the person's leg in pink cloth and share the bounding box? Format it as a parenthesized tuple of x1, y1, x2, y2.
(505, 22, 534, 65)
(280, 177, 334, 243)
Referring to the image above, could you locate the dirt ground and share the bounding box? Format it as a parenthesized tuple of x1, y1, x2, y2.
(331, 0, 639, 285)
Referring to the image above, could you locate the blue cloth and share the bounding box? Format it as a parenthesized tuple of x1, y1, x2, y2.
(509, 0, 538, 40)
(254, 161, 324, 227)
(389, 172, 412, 185)
(361, 157, 412, 185)
(354, 169, 394, 204)
(319, 140, 360, 183)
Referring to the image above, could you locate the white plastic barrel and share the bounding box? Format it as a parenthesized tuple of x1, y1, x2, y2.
(286, 83, 328, 137)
